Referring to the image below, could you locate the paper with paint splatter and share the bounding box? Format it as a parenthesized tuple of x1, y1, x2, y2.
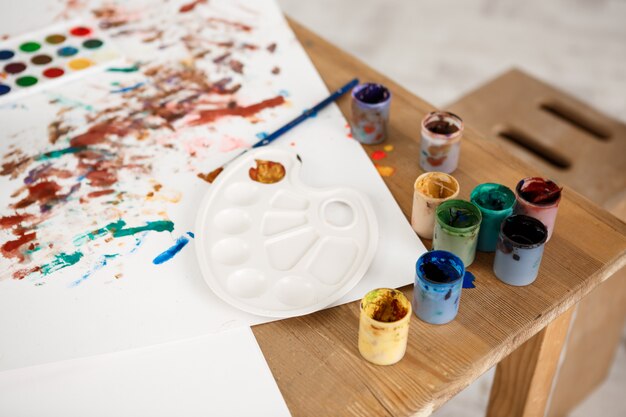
(0, 0, 425, 371)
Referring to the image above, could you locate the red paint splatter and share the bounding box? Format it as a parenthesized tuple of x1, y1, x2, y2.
(363, 124, 376, 134)
(1, 232, 36, 261)
(14, 181, 62, 209)
(70, 123, 129, 147)
(0, 213, 33, 229)
(371, 150, 387, 161)
(13, 265, 41, 280)
(179, 0, 207, 13)
(88, 189, 115, 198)
(188, 96, 285, 126)
(86, 170, 117, 187)
(207, 17, 252, 32)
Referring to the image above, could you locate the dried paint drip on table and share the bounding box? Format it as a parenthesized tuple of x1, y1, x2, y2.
(350, 83, 391, 145)
(411, 171, 460, 239)
(359, 288, 411, 365)
(413, 250, 464, 325)
(0, 1, 291, 284)
(494, 215, 548, 286)
(420, 111, 464, 174)
(514, 177, 562, 241)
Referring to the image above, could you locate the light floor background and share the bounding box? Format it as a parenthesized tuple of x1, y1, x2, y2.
(277, 0, 626, 416)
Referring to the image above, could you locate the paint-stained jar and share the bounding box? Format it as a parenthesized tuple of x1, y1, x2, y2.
(350, 83, 391, 145)
(411, 171, 460, 239)
(513, 177, 562, 241)
(358, 288, 411, 365)
(413, 250, 465, 325)
(494, 215, 548, 286)
(433, 200, 482, 266)
(420, 111, 464, 173)
(470, 183, 516, 252)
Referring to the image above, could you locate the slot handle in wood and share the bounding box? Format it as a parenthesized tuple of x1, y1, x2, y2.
(540, 100, 612, 141)
(495, 126, 572, 170)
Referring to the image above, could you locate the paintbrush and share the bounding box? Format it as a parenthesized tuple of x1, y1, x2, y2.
(202, 77, 359, 183)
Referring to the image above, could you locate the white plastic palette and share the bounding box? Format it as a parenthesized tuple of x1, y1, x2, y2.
(195, 148, 379, 318)
(0, 20, 122, 104)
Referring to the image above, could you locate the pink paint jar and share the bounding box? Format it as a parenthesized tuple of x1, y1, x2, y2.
(420, 111, 464, 174)
(513, 177, 562, 241)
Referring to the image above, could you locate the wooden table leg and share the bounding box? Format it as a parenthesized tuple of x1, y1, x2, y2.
(486, 308, 574, 417)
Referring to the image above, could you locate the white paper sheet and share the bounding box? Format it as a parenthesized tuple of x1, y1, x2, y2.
(0, 0, 426, 371)
(0, 327, 291, 417)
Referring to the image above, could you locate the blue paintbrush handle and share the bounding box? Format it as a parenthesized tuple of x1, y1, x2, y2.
(252, 77, 359, 148)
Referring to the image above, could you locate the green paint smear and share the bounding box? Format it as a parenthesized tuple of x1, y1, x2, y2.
(49, 95, 95, 112)
(108, 65, 140, 73)
(40, 251, 84, 275)
(73, 219, 174, 247)
(36, 146, 86, 161)
(73, 219, 127, 247)
(113, 220, 174, 238)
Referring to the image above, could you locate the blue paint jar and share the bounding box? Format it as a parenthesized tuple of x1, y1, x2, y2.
(350, 83, 391, 145)
(470, 183, 515, 252)
(493, 215, 548, 286)
(413, 250, 465, 325)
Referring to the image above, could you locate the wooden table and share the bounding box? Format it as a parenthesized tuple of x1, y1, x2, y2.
(252, 19, 626, 417)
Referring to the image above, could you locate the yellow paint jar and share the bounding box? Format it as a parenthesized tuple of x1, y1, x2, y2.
(411, 171, 460, 239)
(358, 288, 411, 366)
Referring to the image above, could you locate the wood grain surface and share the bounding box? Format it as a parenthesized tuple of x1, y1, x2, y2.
(252, 19, 626, 417)
(448, 69, 626, 417)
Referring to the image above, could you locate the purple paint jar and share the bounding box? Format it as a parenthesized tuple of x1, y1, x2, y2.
(420, 111, 464, 174)
(350, 83, 391, 145)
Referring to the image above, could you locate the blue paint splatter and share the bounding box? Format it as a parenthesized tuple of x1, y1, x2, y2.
(111, 82, 145, 94)
(153, 232, 194, 265)
(463, 271, 476, 288)
(187, 232, 195, 238)
(278, 89, 290, 97)
(71, 254, 119, 287)
(255, 132, 268, 140)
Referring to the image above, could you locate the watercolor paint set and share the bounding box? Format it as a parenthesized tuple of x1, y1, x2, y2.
(0, 20, 121, 104)
(195, 148, 379, 318)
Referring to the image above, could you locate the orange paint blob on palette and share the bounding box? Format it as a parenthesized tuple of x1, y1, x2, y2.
(0, 20, 121, 104)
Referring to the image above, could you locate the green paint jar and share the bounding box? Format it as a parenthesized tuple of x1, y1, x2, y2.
(470, 183, 515, 252)
(433, 200, 482, 266)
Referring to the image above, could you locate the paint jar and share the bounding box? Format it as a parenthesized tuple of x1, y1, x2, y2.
(433, 200, 482, 266)
(494, 215, 548, 286)
(513, 177, 562, 241)
(350, 83, 391, 145)
(420, 111, 464, 174)
(470, 183, 516, 252)
(411, 172, 460, 239)
(358, 288, 411, 366)
(413, 250, 465, 325)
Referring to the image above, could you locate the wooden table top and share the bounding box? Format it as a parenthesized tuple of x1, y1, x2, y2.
(252, 19, 626, 417)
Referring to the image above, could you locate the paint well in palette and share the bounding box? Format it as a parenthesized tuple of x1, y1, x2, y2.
(31, 54, 52, 65)
(83, 39, 103, 49)
(43, 67, 64, 78)
(16, 76, 38, 87)
(0, 50, 14, 60)
(4, 62, 26, 74)
(45, 34, 66, 44)
(68, 58, 93, 70)
(19, 42, 41, 53)
(58, 46, 78, 57)
(0, 84, 10, 95)
(70, 26, 92, 37)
